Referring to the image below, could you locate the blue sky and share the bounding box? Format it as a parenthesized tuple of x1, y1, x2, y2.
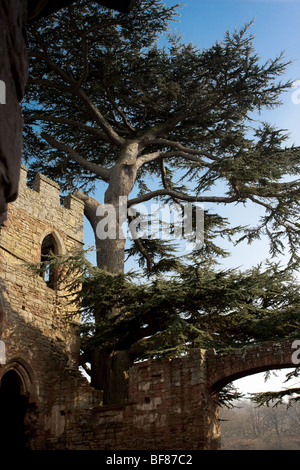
(160, 0, 300, 270)
(159, 1, 300, 394)
(168, 0, 300, 149)
(81, 1, 300, 394)
(161, 1, 300, 393)
(85, 0, 300, 271)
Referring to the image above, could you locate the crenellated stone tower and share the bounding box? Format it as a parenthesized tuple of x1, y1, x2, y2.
(0, 165, 99, 449)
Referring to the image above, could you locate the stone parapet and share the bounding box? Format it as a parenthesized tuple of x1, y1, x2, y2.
(16, 165, 84, 247)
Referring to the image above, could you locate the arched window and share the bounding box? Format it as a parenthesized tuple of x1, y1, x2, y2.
(40, 233, 58, 289)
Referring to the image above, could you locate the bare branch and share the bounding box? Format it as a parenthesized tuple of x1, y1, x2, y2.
(76, 35, 89, 89)
(76, 88, 125, 148)
(160, 158, 168, 190)
(27, 77, 72, 94)
(105, 86, 136, 134)
(142, 112, 190, 141)
(248, 194, 274, 211)
(128, 189, 239, 207)
(127, 214, 153, 272)
(68, 8, 90, 89)
(136, 150, 161, 167)
(41, 133, 110, 181)
(136, 150, 209, 168)
(73, 190, 102, 233)
(24, 114, 110, 141)
(32, 37, 124, 148)
(34, 50, 75, 86)
(142, 138, 219, 161)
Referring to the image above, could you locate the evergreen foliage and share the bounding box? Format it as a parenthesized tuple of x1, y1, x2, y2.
(250, 368, 300, 407)
(31, 248, 300, 364)
(23, 0, 300, 402)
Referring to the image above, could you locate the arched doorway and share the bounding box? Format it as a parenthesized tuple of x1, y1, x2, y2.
(0, 370, 28, 449)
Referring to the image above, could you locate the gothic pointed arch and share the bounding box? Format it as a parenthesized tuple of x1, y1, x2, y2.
(39, 230, 66, 289)
(0, 358, 38, 450)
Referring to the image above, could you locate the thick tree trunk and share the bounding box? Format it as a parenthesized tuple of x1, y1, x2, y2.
(75, 150, 139, 404)
(93, 230, 131, 404)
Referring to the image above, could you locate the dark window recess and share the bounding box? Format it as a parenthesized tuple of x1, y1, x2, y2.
(0, 370, 28, 450)
(40, 234, 58, 289)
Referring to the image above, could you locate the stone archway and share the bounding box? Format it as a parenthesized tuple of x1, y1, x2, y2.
(0, 369, 28, 449)
(207, 339, 297, 394)
(0, 359, 39, 450)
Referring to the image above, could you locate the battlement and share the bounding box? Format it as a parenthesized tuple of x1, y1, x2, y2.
(19, 164, 84, 213)
(15, 165, 85, 245)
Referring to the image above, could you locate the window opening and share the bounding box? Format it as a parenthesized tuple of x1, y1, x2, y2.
(41, 234, 58, 289)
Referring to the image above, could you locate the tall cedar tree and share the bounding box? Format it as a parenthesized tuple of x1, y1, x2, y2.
(23, 0, 300, 403)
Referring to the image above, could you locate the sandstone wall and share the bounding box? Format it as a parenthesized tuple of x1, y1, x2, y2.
(50, 350, 220, 450)
(0, 166, 297, 450)
(0, 165, 96, 448)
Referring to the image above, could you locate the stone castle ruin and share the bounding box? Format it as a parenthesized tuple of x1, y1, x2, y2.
(0, 165, 296, 450)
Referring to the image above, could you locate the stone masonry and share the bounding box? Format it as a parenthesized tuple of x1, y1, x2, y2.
(0, 166, 297, 450)
(0, 165, 101, 449)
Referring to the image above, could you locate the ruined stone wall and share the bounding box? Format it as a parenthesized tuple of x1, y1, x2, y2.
(206, 340, 296, 393)
(0, 165, 84, 356)
(0, 165, 100, 449)
(0, 168, 221, 450)
(42, 339, 297, 450)
(50, 350, 220, 450)
(0, 166, 297, 450)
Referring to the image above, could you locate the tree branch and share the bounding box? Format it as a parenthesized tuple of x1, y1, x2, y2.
(247, 194, 274, 212)
(160, 158, 168, 190)
(27, 77, 72, 94)
(127, 214, 153, 272)
(128, 189, 239, 207)
(140, 95, 225, 144)
(24, 114, 110, 141)
(136, 150, 210, 168)
(75, 88, 125, 148)
(73, 190, 101, 233)
(249, 194, 300, 230)
(105, 86, 136, 134)
(76, 35, 89, 89)
(34, 50, 75, 86)
(73, 190, 106, 268)
(32, 37, 125, 148)
(160, 158, 184, 208)
(142, 112, 190, 141)
(141, 138, 219, 161)
(41, 133, 110, 181)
